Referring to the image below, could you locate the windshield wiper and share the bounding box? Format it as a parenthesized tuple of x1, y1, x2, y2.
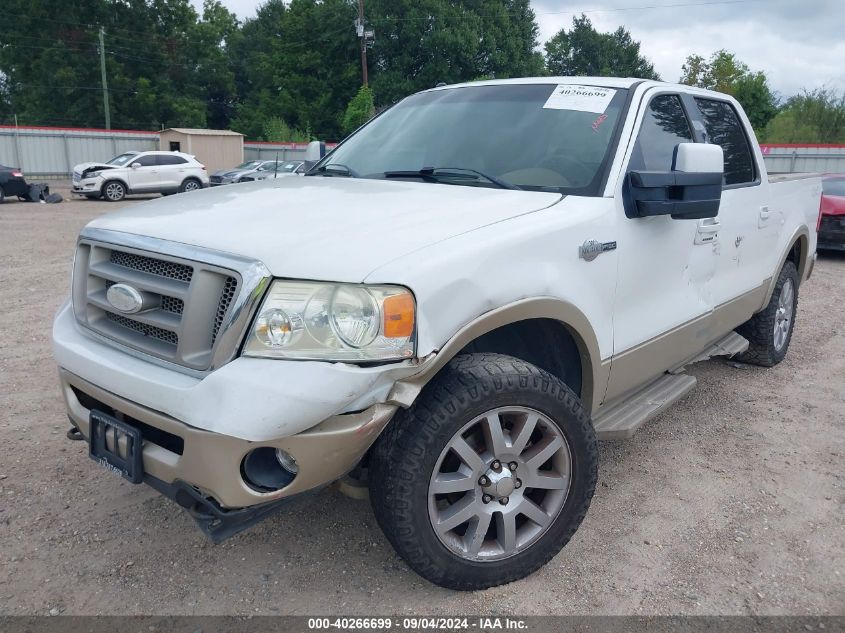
(307, 163, 359, 178)
(383, 167, 520, 190)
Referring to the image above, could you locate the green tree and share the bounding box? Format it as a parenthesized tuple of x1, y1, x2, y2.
(342, 86, 375, 134)
(762, 88, 845, 143)
(262, 117, 311, 142)
(364, 0, 545, 107)
(544, 15, 659, 80)
(680, 50, 778, 132)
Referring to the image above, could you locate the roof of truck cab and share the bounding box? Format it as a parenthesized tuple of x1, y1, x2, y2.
(430, 77, 651, 91)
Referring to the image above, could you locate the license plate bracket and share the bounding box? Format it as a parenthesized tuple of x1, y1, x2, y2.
(89, 410, 144, 484)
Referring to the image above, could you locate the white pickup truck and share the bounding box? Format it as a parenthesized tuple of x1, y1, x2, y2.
(53, 77, 821, 590)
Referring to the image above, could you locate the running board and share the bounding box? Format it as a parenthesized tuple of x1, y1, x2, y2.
(670, 331, 749, 373)
(593, 373, 698, 440)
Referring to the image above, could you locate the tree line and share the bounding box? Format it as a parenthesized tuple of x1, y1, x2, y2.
(1, 0, 842, 144)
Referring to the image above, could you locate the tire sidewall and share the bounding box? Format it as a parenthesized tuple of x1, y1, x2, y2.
(768, 261, 799, 364)
(374, 357, 597, 588)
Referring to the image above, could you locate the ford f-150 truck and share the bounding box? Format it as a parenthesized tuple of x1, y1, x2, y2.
(53, 77, 821, 590)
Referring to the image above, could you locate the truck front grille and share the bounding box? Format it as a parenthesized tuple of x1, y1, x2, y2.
(73, 239, 245, 371)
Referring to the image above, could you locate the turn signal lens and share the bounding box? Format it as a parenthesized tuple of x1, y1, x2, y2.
(383, 292, 415, 338)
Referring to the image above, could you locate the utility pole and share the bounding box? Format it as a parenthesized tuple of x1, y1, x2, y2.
(98, 27, 111, 129)
(357, 0, 367, 86)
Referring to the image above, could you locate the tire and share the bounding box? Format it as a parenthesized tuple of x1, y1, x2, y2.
(178, 178, 201, 193)
(102, 181, 126, 202)
(368, 353, 598, 590)
(736, 260, 799, 367)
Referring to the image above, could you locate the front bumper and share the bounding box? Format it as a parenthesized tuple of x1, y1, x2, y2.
(61, 368, 396, 509)
(71, 178, 102, 194)
(53, 302, 422, 509)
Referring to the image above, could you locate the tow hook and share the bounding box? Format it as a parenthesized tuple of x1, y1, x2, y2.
(66, 426, 84, 441)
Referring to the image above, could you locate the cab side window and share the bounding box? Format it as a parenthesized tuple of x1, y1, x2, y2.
(157, 155, 187, 166)
(694, 98, 756, 186)
(629, 94, 693, 172)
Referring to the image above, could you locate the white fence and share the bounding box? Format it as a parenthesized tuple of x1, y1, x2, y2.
(761, 145, 845, 174)
(2, 125, 843, 178)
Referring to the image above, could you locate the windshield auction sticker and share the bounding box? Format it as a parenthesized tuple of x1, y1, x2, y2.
(543, 84, 617, 113)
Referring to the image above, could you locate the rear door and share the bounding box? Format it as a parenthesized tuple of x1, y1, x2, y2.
(156, 154, 189, 190)
(126, 154, 160, 191)
(606, 89, 718, 401)
(687, 96, 777, 309)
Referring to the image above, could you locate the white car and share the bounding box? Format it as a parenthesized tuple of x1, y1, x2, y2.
(72, 150, 209, 201)
(54, 78, 821, 590)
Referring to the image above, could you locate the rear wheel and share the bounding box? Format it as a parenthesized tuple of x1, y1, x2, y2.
(736, 260, 799, 367)
(368, 353, 598, 590)
(178, 178, 201, 193)
(102, 181, 126, 202)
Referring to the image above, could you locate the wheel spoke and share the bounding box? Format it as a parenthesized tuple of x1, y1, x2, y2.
(520, 498, 552, 528)
(449, 436, 485, 472)
(524, 471, 570, 490)
(495, 510, 517, 555)
(482, 413, 508, 456)
(431, 472, 476, 495)
(511, 413, 539, 455)
(434, 494, 477, 534)
(523, 434, 563, 469)
(465, 512, 492, 556)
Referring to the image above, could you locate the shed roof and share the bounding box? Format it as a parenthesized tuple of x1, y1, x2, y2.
(162, 128, 243, 136)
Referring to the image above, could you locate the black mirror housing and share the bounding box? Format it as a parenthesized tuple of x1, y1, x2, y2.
(624, 170, 722, 220)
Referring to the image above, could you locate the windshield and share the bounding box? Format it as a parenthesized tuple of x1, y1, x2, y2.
(107, 152, 138, 166)
(237, 161, 262, 170)
(318, 83, 628, 194)
(258, 161, 300, 172)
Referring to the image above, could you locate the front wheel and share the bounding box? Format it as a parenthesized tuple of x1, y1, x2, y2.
(736, 260, 799, 367)
(102, 181, 126, 202)
(368, 353, 598, 590)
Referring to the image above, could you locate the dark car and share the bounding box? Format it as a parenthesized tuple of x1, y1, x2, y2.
(818, 175, 845, 251)
(0, 165, 29, 203)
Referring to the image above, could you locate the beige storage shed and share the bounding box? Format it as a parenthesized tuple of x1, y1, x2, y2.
(159, 128, 243, 173)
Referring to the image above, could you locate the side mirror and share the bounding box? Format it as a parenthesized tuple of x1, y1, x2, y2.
(130, 162, 140, 169)
(624, 143, 723, 220)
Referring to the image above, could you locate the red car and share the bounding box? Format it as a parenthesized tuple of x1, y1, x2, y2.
(819, 175, 845, 250)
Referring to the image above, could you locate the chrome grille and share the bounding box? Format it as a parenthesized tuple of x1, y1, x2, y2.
(72, 237, 255, 371)
(110, 250, 194, 282)
(107, 312, 179, 346)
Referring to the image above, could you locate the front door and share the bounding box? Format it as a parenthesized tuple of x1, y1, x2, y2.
(126, 154, 160, 192)
(606, 90, 719, 401)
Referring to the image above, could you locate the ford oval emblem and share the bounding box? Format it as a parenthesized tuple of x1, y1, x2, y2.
(106, 283, 144, 314)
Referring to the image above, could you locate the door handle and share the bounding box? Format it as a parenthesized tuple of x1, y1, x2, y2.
(694, 218, 720, 245)
(758, 206, 771, 228)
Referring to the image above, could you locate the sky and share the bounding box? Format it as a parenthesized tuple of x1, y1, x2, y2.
(191, 0, 845, 98)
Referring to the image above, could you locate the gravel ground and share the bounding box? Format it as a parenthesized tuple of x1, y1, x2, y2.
(0, 183, 843, 616)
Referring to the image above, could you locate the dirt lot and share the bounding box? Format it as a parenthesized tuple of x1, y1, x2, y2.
(0, 183, 843, 616)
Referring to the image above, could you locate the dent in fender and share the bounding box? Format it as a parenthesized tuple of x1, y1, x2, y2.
(388, 297, 607, 414)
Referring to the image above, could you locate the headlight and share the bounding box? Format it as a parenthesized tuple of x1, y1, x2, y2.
(87, 171, 102, 179)
(243, 280, 415, 361)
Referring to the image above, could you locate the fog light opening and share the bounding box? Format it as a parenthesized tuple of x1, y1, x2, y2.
(241, 447, 298, 492)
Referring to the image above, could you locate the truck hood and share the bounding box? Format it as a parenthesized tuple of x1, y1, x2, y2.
(85, 176, 562, 282)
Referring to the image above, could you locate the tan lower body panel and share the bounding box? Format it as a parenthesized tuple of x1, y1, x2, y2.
(60, 369, 396, 508)
(604, 283, 767, 402)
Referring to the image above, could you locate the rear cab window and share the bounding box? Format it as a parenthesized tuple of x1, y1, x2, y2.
(693, 98, 757, 187)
